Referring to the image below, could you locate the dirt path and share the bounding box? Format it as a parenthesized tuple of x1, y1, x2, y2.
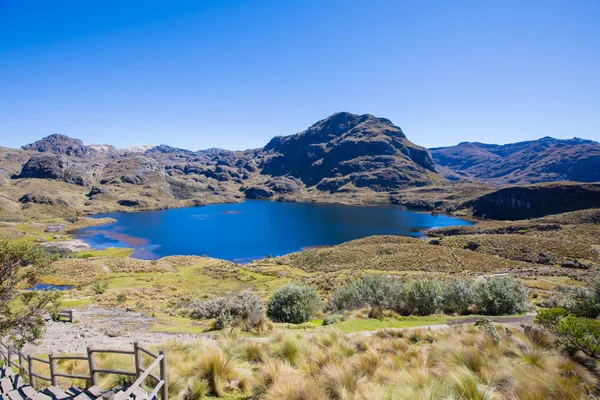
(22, 306, 199, 355)
(22, 306, 537, 355)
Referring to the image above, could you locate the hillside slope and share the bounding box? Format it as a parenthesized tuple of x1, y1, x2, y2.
(0, 113, 447, 219)
(430, 137, 600, 185)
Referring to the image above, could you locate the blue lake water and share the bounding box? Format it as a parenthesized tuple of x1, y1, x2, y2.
(77, 201, 473, 262)
(27, 284, 74, 291)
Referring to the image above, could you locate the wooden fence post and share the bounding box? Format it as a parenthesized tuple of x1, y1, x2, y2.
(133, 342, 141, 379)
(159, 350, 168, 400)
(87, 347, 98, 386)
(27, 355, 36, 389)
(18, 351, 24, 376)
(6, 348, 11, 368)
(49, 353, 58, 386)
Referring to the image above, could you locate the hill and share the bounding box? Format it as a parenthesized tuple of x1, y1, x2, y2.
(0, 112, 448, 219)
(430, 137, 600, 185)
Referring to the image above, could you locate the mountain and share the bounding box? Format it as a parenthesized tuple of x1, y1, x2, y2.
(22, 133, 118, 158)
(260, 112, 438, 192)
(430, 137, 600, 185)
(0, 112, 445, 218)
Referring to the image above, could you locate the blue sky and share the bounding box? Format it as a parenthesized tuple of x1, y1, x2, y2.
(1, 0, 598, 150)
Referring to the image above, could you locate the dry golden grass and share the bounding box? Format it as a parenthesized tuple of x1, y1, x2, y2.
(279, 235, 539, 274)
(47, 325, 597, 399)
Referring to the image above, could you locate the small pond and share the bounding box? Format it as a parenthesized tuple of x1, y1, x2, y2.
(27, 284, 74, 291)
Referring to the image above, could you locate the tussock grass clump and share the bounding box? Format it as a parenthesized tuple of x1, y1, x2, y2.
(50, 324, 598, 399)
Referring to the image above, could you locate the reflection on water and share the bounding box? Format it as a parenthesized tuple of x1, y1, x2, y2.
(78, 201, 474, 261)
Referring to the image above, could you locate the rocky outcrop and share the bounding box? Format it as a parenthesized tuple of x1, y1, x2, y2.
(431, 137, 600, 185)
(19, 191, 55, 205)
(101, 155, 164, 186)
(243, 186, 273, 200)
(471, 183, 600, 220)
(22, 133, 116, 158)
(261, 112, 438, 192)
(15, 154, 90, 186)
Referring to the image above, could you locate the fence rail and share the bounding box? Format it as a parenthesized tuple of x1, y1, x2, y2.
(0, 341, 167, 399)
(55, 309, 73, 323)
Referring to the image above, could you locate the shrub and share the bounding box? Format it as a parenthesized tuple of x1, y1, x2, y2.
(267, 284, 322, 324)
(189, 291, 264, 330)
(401, 279, 444, 316)
(545, 286, 600, 319)
(330, 275, 402, 312)
(91, 279, 109, 294)
(534, 307, 569, 330)
(322, 314, 342, 326)
(474, 319, 501, 346)
(443, 278, 475, 315)
(474, 277, 528, 315)
(555, 315, 600, 358)
(116, 293, 128, 304)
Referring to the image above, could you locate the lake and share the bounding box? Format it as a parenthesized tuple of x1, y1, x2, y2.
(77, 201, 473, 262)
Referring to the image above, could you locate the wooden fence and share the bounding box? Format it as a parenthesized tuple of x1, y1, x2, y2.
(0, 341, 167, 399)
(54, 309, 73, 323)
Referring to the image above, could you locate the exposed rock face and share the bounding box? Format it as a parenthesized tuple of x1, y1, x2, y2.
(243, 186, 273, 199)
(431, 137, 600, 185)
(101, 155, 164, 186)
(22, 133, 116, 158)
(19, 191, 55, 205)
(16, 155, 90, 186)
(471, 183, 600, 220)
(261, 112, 437, 192)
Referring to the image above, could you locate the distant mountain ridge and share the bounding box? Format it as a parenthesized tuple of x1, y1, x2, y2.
(2, 114, 599, 219)
(430, 136, 600, 185)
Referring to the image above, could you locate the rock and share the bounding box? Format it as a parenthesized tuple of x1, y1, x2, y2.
(87, 186, 111, 199)
(464, 241, 480, 251)
(267, 176, 303, 194)
(22, 133, 116, 158)
(118, 199, 141, 207)
(45, 224, 65, 233)
(243, 186, 273, 200)
(561, 260, 578, 269)
(18, 191, 55, 205)
(15, 154, 90, 186)
(562, 259, 593, 269)
(471, 183, 600, 220)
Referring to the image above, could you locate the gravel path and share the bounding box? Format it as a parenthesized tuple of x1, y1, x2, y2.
(23, 305, 198, 355)
(21, 306, 536, 355)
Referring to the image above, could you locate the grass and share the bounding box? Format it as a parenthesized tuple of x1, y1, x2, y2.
(331, 316, 448, 333)
(45, 324, 597, 399)
(75, 247, 134, 258)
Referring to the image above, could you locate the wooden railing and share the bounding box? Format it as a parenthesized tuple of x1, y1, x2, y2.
(0, 341, 167, 399)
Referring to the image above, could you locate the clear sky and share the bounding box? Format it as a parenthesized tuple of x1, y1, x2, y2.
(1, 0, 599, 151)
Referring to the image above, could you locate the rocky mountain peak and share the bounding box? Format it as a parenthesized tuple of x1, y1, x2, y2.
(22, 133, 116, 158)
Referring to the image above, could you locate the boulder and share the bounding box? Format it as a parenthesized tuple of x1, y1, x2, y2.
(15, 155, 90, 186)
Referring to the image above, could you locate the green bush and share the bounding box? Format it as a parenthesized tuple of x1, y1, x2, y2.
(442, 278, 475, 315)
(322, 314, 342, 326)
(189, 291, 264, 330)
(474, 277, 528, 315)
(330, 275, 402, 312)
(91, 280, 109, 295)
(266, 284, 322, 324)
(401, 279, 444, 316)
(555, 315, 600, 358)
(534, 307, 569, 330)
(545, 285, 600, 318)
